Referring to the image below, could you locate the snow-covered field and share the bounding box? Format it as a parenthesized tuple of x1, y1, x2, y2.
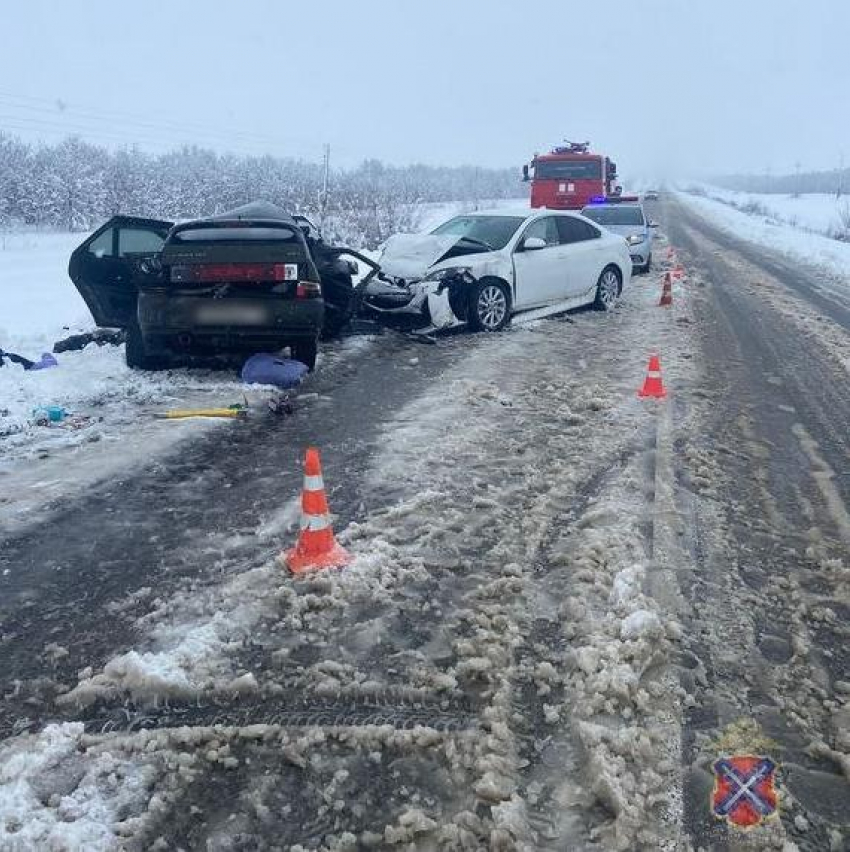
(676, 189, 850, 281)
(684, 185, 850, 240)
(414, 196, 529, 233)
(1, 231, 96, 349)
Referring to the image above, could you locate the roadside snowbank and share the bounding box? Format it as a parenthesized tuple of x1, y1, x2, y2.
(676, 190, 850, 280)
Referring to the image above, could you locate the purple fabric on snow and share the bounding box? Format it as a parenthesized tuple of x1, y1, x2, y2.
(29, 353, 58, 371)
(241, 354, 309, 388)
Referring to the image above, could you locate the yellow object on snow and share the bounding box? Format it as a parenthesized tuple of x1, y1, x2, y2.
(162, 407, 246, 420)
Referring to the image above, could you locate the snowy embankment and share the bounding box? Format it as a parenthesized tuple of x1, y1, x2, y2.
(677, 188, 850, 280)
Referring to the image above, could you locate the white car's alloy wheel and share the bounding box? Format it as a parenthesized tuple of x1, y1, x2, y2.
(476, 284, 508, 330)
(597, 269, 619, 310)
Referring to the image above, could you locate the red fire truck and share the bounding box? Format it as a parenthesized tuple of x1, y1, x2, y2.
(522, 141, 620, 210)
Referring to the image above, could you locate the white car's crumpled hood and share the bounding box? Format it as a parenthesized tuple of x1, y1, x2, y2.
(378, 233, 461, 280)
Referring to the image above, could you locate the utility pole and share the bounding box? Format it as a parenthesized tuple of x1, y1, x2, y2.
(794, 160, 802, 198)
(319, 143, 330, 228)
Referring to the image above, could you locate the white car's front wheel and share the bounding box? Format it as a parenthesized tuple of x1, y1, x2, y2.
(468, 280, 510, 332)
(593, 267, 621, 311)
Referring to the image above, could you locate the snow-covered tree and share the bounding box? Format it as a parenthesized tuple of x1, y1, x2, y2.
(0, 130, 524, 244)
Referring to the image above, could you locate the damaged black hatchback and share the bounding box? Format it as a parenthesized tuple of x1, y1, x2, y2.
(68, 202, 370, 370)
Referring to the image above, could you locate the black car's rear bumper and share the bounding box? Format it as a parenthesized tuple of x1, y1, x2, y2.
(138, 292, 323, 354)
(143, 327, 320, 355)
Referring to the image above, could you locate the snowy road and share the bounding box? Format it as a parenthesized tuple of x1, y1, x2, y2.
(660, 195, 850, 852)
(1, 207, 849, 851)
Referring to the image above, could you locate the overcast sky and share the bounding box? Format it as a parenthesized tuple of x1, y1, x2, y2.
(0, 0, 847, 182)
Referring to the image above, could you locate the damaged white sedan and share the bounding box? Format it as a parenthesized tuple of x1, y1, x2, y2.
(362, 208, 632, 332)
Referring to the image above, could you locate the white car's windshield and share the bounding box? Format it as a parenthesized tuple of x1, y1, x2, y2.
(431, 215, 525, 250)
(581, 206, 645, 227)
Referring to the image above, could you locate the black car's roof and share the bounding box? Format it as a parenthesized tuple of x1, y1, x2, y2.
(185, 201, 298, 228)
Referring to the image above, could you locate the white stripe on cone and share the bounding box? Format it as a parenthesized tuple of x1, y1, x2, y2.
(301, 514, 332, 531)
(304, 474, 324, 491)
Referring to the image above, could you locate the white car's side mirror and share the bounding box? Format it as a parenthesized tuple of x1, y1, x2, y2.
(648, 221, 659, 228)
(522, 236, 547, 251)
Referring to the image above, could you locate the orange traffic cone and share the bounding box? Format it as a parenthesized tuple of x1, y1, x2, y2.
(671, 264, 685, 280)
(638, 354, 667, 399)
(282, 447, 352, 574)
(659, 273, 673, 307)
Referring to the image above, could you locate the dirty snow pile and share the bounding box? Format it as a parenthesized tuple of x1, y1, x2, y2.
(59, 556, 290, 707)
(0, 723, 165, 851)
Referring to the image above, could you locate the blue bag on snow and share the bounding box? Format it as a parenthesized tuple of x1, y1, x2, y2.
(241, 354, 309, 388)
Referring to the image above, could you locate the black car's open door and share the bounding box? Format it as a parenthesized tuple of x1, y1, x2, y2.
(68, 216, 173, 328)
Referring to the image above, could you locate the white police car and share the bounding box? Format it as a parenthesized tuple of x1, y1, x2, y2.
(580, 197, 658, 274)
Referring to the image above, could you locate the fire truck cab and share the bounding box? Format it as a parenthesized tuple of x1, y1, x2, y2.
(523, 142, 619, 211)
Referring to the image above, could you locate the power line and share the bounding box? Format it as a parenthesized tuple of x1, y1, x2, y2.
(0, 90, 348, 160)
(0, 89, 308, 149)
(0, 113, 321, 159)
(0, 119, 276, 157)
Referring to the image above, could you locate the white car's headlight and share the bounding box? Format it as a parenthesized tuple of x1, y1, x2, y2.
(626, 233, 646, 246)
(421, 266, 473, 284)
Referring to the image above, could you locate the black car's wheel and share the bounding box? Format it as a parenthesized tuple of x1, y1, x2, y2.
(467, 279, 510, 332)
(593, 266, 621, 311)
(291, 339, 318, 371)
(125, 320, 168, 370)
(321, 304, 352, 340)
(320, 274, 355, 339)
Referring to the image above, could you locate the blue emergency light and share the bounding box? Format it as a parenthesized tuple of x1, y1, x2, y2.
(589, 195, 639, 205)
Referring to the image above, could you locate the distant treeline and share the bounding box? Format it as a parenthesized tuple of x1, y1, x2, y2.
(0, 132, 526, 248)
(714, 167, 850, 196)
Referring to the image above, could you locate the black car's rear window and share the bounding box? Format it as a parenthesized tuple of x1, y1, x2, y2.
(170, 225, 299, 243)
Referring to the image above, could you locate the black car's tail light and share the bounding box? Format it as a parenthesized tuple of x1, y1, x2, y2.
(296, 281, 322, 299)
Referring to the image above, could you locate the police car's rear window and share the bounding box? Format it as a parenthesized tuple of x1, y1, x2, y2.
(581, 206, 645, 226)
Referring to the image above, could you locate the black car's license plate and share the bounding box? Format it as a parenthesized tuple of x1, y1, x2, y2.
(194, 303, 269, 325)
